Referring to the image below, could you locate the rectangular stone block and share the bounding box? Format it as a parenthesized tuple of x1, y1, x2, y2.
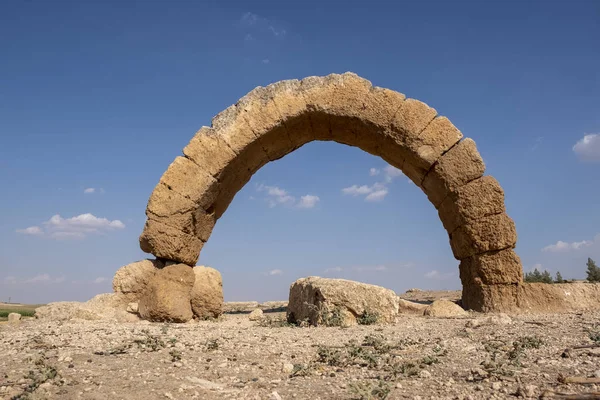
(389, 98, 438, 147)
(460, 249, 523, 285)
(450, 213, 517, 260)
(423, 138, 486, 208)
(159, 156, 219, 210)
(438, 176, 505, 233)
(211, 103, 270, 173)
(183, 127, 237, 178)
(139, 218, 203, 266)
(268, 79, 314, 148)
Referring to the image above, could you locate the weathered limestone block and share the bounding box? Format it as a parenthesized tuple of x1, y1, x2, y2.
(299, 75, 334, 141)
(139, 219, 203, 266)
(8, 313, 21, 323)
(158, 156, 219, 210)
(34, 293, 139, 322)
(398, 298, 428, 314)
(190, 266, 223, 319)
(423, 299, 468, 318)
(138, 264, 195, 322)
(237, 85, 295, 161)
(459, 249, 523, 285)
(112, 259, 161, 297)
(450, 213, 517, 260)
(438, 176, 505, 234)
(183, 127, 238, 178)
(461, 282, 519, 313)
(423, 139, 486, 208)
(212, 156, 253, 219)
(286, 277, 399, 326)
(267, 79, 313, 149)
(211, 103, 270, 174)
(396, 116, 464, 186)
(146, 183, 215, 241)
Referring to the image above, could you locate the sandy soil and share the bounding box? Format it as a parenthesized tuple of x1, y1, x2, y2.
(1, 293, 600, 400)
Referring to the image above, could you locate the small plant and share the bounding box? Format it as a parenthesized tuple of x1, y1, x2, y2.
(169, 349, 182, 362)
(317, 346, 344, 366)
(205, 339, 219, 351)
(357, 310, 379, 325)
(134, 331, 166, 352)
(349, 380, 391, 400)
(289, 363, 313, 377)
(399, 362, 420, 377)
(321, 306, 346, 327)
(258, 316, 296, 328)
(589, 331, 600, 343)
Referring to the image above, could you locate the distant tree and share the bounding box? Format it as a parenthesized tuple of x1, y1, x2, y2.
(540, 270, 553, 284)
(525, 268, 554, 283)
(554, 271, 564, 284)
(586, 258, 600, 282)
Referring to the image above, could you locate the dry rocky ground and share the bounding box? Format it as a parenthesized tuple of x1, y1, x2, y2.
(1, 291, 600, 400)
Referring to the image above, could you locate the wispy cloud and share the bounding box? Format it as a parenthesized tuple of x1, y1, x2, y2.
(342, 164, 403, 202)
(84, 187, 104, 194)
(324, 266, 343, 273)
(573, 133, 600, 162)
(256, 184, 319, 210)
(542, 235, 598, 252)
(531, 136, 544, 152)
(240, 12, 287, 39)
(267, 269, 283, 276)
(17, 274, 66, 284)
(424, 270, 456, 280)
(16, 226, 43, 236)
(93, 277, 108, 284)
(297, 195, 320, 209)
(352, 265, 388, 272)
(16, 213, 125, 240)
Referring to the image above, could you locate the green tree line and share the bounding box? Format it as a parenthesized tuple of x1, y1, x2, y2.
(524, 257, 600, 283)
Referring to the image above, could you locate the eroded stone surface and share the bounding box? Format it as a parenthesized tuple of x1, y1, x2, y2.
(438, 176, 505, 234)
(112, 259, 161, 298)
(423, 138, 485, 208)
(460, 249, 523, 285)
(138, 264, 195, 323)
(286, 276, 399, 326)
(190, 266, 223, 320)
(423, 300, 468, 318)
(139, 218, 203, 266)
(450, 213, 517, 260)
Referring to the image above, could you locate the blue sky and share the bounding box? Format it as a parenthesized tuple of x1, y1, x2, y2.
(1, 0, 599, 304)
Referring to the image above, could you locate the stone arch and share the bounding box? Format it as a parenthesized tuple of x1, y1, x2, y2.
(139, 72, 523, 312)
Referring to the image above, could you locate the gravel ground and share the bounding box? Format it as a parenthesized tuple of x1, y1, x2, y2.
(1, 305, 600, 400)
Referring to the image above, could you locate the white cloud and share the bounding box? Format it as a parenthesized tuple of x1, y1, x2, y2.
(342, 184, 374, 196)
(542, 237, 595, 252)
(3, 276, 17, 284)
(365, 189, 389, 202)
(297, 195, 320, 209)
(268, 269, 283, 276)
(424, 270, 455, 280)
(84, 188, 96, 194)
(324, 266, 343, 273)
(262, 59, 270, 64)
(17, 213, 125, 240)
(16, 226, 43, 236)
(256, 184, 319, 210)
(383, 165, 404, 183)
(23, 274, 65, 284)
(342, 164, 403, 202)
(352, 265, 388, 272)
(573, 133, 600, 162)
(94, 277, 107, 284)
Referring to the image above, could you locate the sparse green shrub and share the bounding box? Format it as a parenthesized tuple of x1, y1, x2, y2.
(321, 306, 345, 327)
(524, 268, 553, 283)
(205, 339, 219, 351)
(357, 310, 379, 325)
(169, 349, 182, 362)
(349, 380, 391, 400)
(554, 271, 565, 283)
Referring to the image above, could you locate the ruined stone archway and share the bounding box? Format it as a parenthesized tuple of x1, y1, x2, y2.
(139, 72, 523, 312)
